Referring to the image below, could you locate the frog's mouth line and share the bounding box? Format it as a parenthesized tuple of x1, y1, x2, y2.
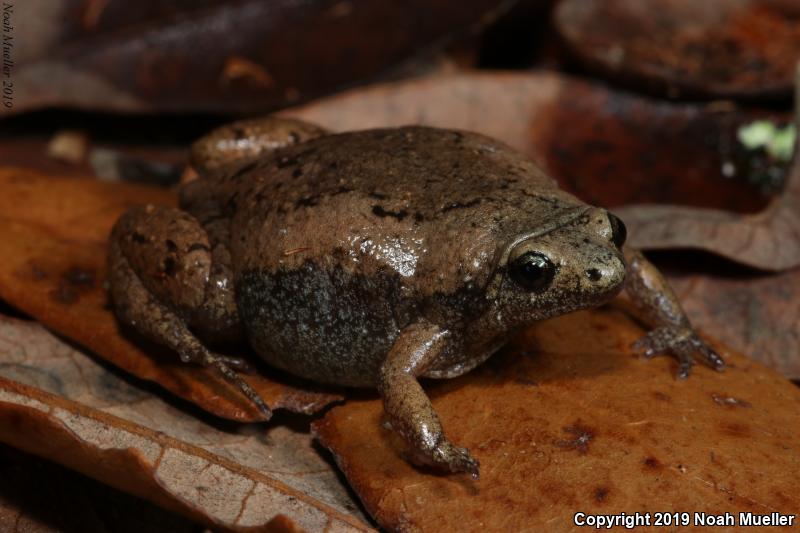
(495, 205, 594, 267)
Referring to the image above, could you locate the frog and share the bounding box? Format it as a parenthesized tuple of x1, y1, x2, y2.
(108, 117, 725, 479)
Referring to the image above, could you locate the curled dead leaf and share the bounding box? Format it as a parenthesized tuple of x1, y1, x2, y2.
(615, 66, 800, 271)
(615, 185, 800, 271)
(555, 0, 800, 100)
(8, 0, 514, 115)
(0, 378, 367, 532)
(0, 315, 371, 531)
(0, 168, 342, 421)
(663, 259, 800, 380)
(313, 308, 800, 531)
(0, 442, 199, 533)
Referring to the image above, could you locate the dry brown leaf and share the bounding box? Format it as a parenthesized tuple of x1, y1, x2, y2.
(7, 0, 513, 115)
(0, 442, 199, 533)
(282, 71, 566, 156)
(665, 264, 800, 380)
(615, 157, 800, 271)
(615, 73, 800, 271)
(313, 308, 800, 532)
(284, 71, 797, 270)
(0, 314, 371, 531)
(0, 168, 342, 421)
(555, 0, 800, 100)
(616, 206, 800, 271)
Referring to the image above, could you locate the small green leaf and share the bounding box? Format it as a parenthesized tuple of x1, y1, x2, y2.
(737, 121, 795, 161)
(737, 120, 777, 150)
(768, 124, 796, 162)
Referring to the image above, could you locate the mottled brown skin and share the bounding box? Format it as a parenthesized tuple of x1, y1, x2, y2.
(108, 118, 724, 478)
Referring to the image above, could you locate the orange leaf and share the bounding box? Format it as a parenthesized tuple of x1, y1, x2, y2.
(314, 308, 800, 531)
(0, 168, 342, 422)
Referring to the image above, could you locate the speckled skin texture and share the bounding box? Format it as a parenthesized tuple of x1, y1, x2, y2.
(108, 119, 724, 477)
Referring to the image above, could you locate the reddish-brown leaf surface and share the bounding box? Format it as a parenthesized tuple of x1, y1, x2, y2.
(615, 141, 800, 271)
(313, 308, 800, 532)
(526, 78, 787, 215)
(0, 168, 342, 422)
(7, 0, 513, 115)
(0, 315, 371, 531)
(554, 0, 800, 100)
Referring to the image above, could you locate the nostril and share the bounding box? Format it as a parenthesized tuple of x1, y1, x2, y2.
(586, 268, 602, 282)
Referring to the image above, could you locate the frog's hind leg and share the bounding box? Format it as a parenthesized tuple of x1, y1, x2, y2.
(108, 205, 271, 419)
(189, 116, 327, 173)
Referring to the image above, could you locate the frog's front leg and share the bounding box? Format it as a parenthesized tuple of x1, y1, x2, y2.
(623, 247, 725, 378)
(108, 205, 271, 418)
(379, 322, 480, 478)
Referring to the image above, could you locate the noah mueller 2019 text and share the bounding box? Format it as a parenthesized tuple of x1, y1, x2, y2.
(2, 1, 14, 108)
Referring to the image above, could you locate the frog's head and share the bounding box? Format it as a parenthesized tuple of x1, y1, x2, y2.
(487, 206, 627, 328)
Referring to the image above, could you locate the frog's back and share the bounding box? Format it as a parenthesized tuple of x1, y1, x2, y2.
(203, 127, 584, 385)
(226, 126, 581, 277)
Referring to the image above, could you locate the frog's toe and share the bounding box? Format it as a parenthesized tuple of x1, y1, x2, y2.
(692, 337, 726, 371)
(633, 326, 724, 379)
(185, 346, 272, 420)
(632, 335, 657, 358)
(433, 439, 480, 479)
(218, 354, 256, 374)
(632, 326, 674, 359)
(448, 446, 480, 479)
(409, 435, 480, 479)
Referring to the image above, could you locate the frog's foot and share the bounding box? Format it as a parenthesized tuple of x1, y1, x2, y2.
(108, 207, 271, 420)
(179, 342, 271, 418)
(633, 326, 725, 379)
(216, 354, 256, 374)
(406, 434, 480, 479)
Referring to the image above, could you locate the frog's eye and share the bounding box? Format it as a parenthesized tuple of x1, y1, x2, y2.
(510, 251, 556, 292)
(608, 212, 627, 249)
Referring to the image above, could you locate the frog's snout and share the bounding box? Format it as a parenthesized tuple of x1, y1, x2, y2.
(585, 263, 617, 283)
(583, 254, 626, 291)
(585, 267, 604, 282)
